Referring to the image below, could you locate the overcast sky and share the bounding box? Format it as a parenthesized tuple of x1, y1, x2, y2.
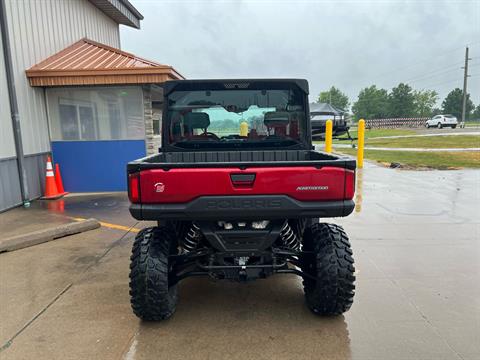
(121, 0, 480, 109)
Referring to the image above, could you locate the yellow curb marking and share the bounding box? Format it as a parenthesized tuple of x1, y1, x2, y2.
(70, 217, 141, 233)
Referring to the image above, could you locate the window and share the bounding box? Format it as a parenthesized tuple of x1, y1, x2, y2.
(58, 103, 79, 140)
(166, 88, 306, 149)
(58, 99, 97, 140)
(47, 87, 144, 141)
(108, 102, 122, 139)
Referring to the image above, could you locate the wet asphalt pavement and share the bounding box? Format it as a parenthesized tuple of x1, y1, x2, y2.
(0, 164, 479, 360)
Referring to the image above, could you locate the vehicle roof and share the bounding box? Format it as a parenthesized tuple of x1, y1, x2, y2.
(310, 102, 345, 115)
(163, 78, 309, 95)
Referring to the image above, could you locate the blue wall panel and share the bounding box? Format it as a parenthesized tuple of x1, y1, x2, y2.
(51, 140, 146, 192)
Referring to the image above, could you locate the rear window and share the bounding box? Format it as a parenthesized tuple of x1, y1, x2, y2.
(165, 87, 307, 149)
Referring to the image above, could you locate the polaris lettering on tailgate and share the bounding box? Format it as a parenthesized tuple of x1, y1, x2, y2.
(205, 198, 282, 209)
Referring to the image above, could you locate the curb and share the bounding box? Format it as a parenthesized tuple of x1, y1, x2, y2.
(0, 218, 101, 253)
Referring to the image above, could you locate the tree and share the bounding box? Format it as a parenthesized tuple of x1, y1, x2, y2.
(388, 83, 416, 117)
(318, 86, 349, 110)
(351, 85, 389, 120)
(472, 104, 480, 120)
(442, 88, 475, 119)
(413, 89, 438, 117)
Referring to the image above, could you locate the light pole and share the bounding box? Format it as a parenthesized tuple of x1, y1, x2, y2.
(460, 46, 471, 128)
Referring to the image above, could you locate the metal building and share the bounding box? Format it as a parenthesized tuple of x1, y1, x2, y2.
(0, 0, 182, 211)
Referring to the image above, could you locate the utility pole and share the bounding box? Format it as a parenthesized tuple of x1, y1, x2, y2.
(461, 46, 471, 128)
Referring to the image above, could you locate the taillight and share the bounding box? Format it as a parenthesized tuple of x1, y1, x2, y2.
(128, 172, 140, 203)
(344, 169, 355, 200)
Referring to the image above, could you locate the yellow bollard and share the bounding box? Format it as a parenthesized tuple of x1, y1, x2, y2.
(240, 121, 248, 137)
(357, 119, 365, 168)
(325, 119, 333, 153)
(355, 168, 363, 213)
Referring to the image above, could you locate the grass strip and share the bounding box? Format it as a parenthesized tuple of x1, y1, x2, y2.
(337, 148, 480, 169)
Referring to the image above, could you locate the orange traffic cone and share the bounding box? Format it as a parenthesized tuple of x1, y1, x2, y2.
(41, 156, 65, 200)
(54, 163, 68, 196)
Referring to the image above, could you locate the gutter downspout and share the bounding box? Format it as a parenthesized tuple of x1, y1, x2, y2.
(0, 0, 30, 207)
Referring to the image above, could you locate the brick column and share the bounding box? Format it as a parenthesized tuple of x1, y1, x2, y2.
(143, 85, 157, 155)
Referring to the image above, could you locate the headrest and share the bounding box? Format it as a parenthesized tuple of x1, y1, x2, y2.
(264, 111, 290, 126)
(184, 112, 210, 129)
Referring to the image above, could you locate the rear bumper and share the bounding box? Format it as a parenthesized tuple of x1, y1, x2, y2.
(130, 195, 355, 220)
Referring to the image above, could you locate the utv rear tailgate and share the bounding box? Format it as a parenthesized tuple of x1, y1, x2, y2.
(129, 164, 355, 220)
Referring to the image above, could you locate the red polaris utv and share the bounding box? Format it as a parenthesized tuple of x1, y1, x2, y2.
(127, 79, 356, 321)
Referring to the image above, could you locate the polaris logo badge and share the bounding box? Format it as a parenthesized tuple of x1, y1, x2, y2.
(154, 182, 165, 193)
(296, 186, 329, 191)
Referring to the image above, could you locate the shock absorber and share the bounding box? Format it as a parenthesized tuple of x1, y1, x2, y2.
(182, 223, 201, 253)
(279, 222, 300, 251)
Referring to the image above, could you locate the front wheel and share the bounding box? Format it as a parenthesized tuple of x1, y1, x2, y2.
(425, 123, 430, 128)
(301, 223, 355, 315)
(452, 125, 457, 129)
(129, 226, 178, 321)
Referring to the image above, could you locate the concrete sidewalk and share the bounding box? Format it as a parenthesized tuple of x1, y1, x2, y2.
(0, 192, 147, 253)
(0, 205, 74, 240)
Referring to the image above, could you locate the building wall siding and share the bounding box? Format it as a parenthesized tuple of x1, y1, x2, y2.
(0, 17, 21, 211)
(4, 0, 121, 156)
(0, 22, 16, 159)
(24, 152, 47, 201)
(2, 0, 121, 202)
(0, 158, 22, 212)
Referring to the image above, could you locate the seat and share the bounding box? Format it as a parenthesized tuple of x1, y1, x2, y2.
(264, 111, 290, 137)
(184, 112, 210, 132)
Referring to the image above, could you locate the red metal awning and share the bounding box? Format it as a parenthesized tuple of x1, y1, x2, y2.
(26, 38, 184, 86)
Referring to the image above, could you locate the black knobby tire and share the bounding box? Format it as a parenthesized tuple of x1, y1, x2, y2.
(301, 223, 355, 315)
(129, 226, 178, 321)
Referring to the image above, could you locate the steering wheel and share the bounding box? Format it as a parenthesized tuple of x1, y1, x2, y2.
(205, 132, 220, 140)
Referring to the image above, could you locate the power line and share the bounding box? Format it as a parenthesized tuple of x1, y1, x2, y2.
(372, 41, 480, 82)
(403, 63, 463, 84)
(419, 78, 461, 89)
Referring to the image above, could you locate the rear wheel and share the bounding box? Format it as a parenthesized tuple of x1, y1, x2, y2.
(301, 223, 355, 315)
(452, 125, 457, 129)
(129, 226, 178, 321)
(437, 122, 443, 129)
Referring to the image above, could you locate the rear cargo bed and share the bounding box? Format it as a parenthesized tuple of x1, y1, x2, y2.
(128, 150, 355, 171)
